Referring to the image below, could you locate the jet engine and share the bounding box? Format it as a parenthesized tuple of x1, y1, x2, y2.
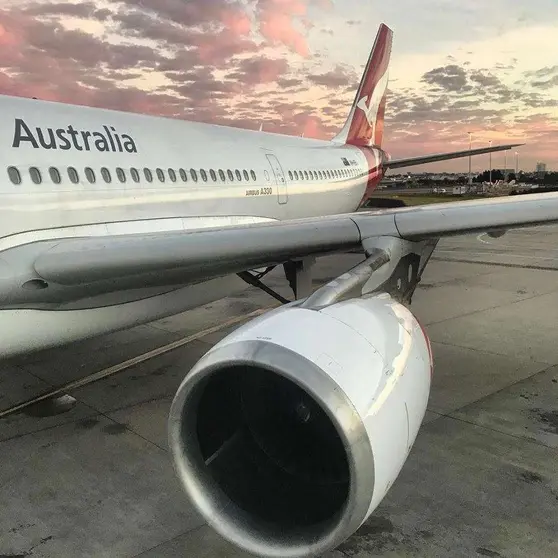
(168, 292, 432, 558)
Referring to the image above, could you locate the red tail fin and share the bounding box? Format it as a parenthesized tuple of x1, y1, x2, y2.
(333, 23, 393, 147)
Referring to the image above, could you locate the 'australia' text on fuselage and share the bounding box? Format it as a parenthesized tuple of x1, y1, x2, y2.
(12, 118, 138, 153)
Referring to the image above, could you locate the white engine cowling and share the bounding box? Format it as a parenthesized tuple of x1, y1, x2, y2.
(168, 292, 432, 558)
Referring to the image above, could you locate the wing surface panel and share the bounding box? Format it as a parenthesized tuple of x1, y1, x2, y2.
(28, 192, 558, 288)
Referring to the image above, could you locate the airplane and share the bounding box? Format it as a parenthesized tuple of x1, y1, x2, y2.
(2, 22, 558, 558)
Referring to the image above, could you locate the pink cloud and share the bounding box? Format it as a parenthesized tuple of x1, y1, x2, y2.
(256, 0, 310, 57)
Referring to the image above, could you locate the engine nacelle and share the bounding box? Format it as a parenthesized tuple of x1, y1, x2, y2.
(168, 293, 432, 558)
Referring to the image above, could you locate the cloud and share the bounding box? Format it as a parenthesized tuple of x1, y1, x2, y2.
(421, 64, 470, 92)
(256, 0, 310, 57)
(307, 64, 357, 88)
(226, 57, 289, 84)
(531, 75, 558, 90)
(469, 70, 501, 88)
(524, 65, 558, 78)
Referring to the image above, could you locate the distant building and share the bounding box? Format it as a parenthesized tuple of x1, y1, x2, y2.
(536, 162, 547, 177)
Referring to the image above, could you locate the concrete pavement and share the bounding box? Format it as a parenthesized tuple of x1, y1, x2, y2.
(1, 228, 558, 557)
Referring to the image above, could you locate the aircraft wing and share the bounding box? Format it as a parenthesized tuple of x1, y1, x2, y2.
(386, 143, 523, 169)
(31, 191, 558, 292)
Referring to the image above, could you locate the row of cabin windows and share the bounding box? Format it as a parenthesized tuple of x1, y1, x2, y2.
(287, 167, 360, 182)
(6, 165, 258, 186)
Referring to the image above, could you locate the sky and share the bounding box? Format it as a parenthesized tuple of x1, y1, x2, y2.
(1, 0, 557, 172)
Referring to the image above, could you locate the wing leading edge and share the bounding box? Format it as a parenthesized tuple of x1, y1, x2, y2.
(386, 143, 523, 170)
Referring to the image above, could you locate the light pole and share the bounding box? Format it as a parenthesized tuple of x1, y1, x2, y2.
(504, 151, 507, 182)
(489, 140, 492, 184)
(467, 132, 472, 185)
(515, 151, 519, 176)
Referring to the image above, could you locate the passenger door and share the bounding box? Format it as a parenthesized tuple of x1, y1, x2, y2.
(265, 153, 288, 204)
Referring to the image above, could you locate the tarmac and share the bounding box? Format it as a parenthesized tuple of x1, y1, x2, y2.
(1, 226, 557, 558)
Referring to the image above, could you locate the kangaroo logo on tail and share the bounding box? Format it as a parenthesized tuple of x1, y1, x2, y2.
(356, 68, 390, 141)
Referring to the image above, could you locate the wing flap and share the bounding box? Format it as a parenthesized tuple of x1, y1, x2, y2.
(386, 143, 523, 169)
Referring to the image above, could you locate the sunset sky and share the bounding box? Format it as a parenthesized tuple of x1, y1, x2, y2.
(1, 0, 557, 172)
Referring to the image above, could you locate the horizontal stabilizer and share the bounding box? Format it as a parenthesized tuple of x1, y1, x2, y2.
(386, 143, 524, 170)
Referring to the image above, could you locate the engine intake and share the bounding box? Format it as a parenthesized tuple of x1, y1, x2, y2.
(169, 293, 431, 557)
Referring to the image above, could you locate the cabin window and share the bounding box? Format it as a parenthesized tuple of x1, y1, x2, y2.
(317, 170, 322, 179)
(49, 167, 61, 184)
(144, 168, 153, 182)
(84, 167, 96, 183)
(243, 169, 249, 181)
(130, 167, 140, 182)
(288, 171, 293, 180)
(156, 168, 165, 182)
(116, 167, 126, 183)
(208, 169, 216, 182)
(313, 170, 318, 179)
(8, 166, 21, 185)
(168, 168, 177, 182)
(235, 169, 242, 181)
(179, 168, 188, 182)
(227, 169, 234, 181)
(29, 167, 42, 184)
(200, 169, 208, 182)
(294, 171, 299, 180)
(304, 170, 309, 180)
(300, 170, 305, 180)
(101, 167, 112, 183)
(218, 169, 226, 181)
(68, 166, 79, 184)
(250, 170, 256, 181)
(190, 168, 198, 182)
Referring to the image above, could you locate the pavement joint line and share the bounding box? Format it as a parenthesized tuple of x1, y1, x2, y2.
(430, 338, 557, 366)
(0, 306, 275, 420)
(421, 287, 558, 328)
(426, 360, 558, 452)
(130, 523, 207, 558)
(432, 255, 558, 272)
(98, 409, 169, 453)
(434, 412, 558, 454)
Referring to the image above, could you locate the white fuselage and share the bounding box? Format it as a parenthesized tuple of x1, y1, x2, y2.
(0, 95, 380, 356)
